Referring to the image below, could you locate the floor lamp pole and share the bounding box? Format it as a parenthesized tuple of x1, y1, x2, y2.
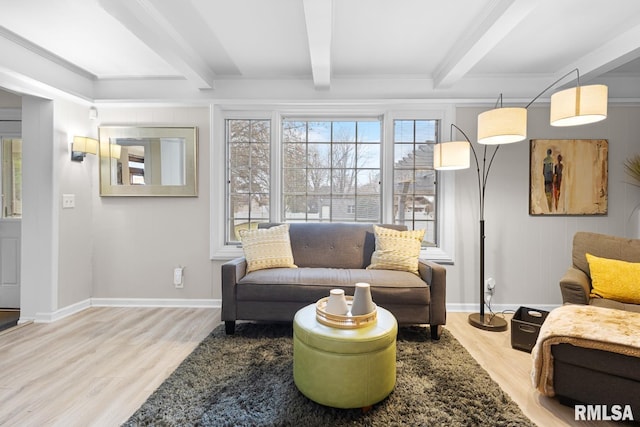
(466, 142, 508, 332)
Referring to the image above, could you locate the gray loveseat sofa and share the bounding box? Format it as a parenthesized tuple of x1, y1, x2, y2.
(222, 223, 447, 339)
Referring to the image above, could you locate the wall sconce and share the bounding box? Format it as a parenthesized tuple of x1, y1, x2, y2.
(71, 136, 98, 162)
(477, 68, 608, 144)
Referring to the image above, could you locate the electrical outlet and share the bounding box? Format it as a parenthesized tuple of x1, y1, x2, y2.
(174, 267, 184, 288)
(62, 194, 75, 209)
(484, 277, 496, 294)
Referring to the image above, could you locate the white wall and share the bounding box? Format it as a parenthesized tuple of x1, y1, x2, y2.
(21, 96, 56, 319)
(447, 105, 640, 310)
(90, 106, 213, 301)
(55, 100, 98, 308)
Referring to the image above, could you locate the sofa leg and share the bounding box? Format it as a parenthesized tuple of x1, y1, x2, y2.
(430, 324, 442, 340)
(225, 321, 236, 335)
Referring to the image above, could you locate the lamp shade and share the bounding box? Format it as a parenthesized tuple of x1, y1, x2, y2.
(477, 107, 527, 145)
(433, 141, 470, 170)
(100, 142, 122, 159)
(550, 84, 608, 127)
(72, 136, 98, 154)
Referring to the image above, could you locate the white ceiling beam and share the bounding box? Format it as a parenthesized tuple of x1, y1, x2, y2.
(560, 21, 640, 83)
(98, 0, 215, 90)
(0, 27, 94, 102)
(433, 0, 536, 89)
(303, 0, 333, 90)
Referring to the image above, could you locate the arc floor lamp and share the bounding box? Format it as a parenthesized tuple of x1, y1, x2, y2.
(434, 68, 608, 331)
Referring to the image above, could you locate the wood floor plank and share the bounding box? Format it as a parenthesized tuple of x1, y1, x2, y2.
(0, 307, 623, 426)
(446, 311, 620, 427)
(0, 307, 219, 427)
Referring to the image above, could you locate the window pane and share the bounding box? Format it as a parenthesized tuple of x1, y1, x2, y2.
(229, 168, 250, 193)
(358, 121, 381, 142)
(332, 144, 356, 168)
(356, 169, 380, 193)
(308, 122, 331, 142)
(415, 120, 436, 143)
(356, 195, 381, 221)
(283, 169, 306, 193)
(394, 144, 415, 168)
(228, 120, 251, 142)
(332, 169, 356, 195)
(283, 121, 307, 142)
(226, 119, 271, 244)
(281, 119, 382, 223)
(308, 170, 330, 194)
(229, 143, 250, 168)
(251, 120, 270, 142)
(394, 120, 415, 143)
(393, 119, 439, 247)
(308, 144, 331, 168)
(357, 144, 380, 168)
(332, 121, 355, 142)
(284, 143, 306, 167)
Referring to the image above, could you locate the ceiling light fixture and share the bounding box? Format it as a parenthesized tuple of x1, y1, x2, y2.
(477, 68, 608, 144)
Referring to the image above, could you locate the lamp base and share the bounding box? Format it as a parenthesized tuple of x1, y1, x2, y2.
(468, 313, 508, 332)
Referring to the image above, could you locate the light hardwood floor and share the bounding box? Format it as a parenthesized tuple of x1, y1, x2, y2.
(0, 308, 621, 426)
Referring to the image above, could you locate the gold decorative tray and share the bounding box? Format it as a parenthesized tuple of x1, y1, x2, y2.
(315, 296, 377, 329)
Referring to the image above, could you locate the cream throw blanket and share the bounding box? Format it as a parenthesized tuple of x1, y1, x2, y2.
(531, 304, 640, 396)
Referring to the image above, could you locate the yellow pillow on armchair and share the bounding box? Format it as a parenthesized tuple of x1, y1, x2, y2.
(586, 253, 640, 304)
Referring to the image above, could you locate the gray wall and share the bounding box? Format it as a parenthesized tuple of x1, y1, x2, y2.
(447, 105, 640, 310)
(90, 106, 214, 301)
(20, 99, 640, 318)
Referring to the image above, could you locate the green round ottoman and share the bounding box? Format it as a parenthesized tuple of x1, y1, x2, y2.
(293, 303, 398, 409)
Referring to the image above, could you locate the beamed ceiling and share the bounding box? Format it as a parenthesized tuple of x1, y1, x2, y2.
(1, 0, 640, 103)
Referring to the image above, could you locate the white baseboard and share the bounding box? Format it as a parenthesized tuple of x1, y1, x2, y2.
(31, 299, 558, 324)
(91, 298, 221, 308)
(446, 303, 560, 313)
(31, 298, 222, 323)
(34, 298, 92, 323)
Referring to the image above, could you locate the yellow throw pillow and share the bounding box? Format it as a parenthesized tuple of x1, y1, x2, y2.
(367, 225, 425, 275)
(239, 224, 297, 273)
(587, 253, 640, 304)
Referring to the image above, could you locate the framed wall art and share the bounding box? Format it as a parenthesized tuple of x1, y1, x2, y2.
(529, 139, 608, 216)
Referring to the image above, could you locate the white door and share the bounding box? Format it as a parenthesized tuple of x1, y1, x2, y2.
(0, 220, 20, 308)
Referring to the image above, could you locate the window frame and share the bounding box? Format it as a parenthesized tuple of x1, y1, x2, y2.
(211, 103, 456, 263)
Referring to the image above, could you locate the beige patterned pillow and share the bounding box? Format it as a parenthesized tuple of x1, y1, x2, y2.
(367, 225, 425, 275)
(239, 224, 297, 273)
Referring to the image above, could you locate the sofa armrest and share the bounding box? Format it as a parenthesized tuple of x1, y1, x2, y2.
(419, 259, 446, 326)
(221, 257, 247, 321)
(559, 267, 591, 305)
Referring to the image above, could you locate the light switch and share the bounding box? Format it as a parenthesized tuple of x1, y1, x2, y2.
(62, 194, 75, 209)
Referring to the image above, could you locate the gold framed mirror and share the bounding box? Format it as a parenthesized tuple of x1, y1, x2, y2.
(99, 126, 198, 197)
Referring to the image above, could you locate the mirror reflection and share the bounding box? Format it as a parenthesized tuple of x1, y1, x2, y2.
(99, 126, 197, 197)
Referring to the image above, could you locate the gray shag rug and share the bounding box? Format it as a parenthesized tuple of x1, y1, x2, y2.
(124, 322, 534, 426)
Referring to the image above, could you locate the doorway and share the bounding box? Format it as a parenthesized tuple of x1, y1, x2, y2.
(0, 104, 22, 330)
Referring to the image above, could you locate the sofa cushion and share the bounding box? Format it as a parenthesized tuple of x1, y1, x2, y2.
(367, 225, 425, 275)
(260, 223, 407, 269)
(587, 253, 640, 304)
(239, 224, 297, 273)
(237, 267, 429, 306)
